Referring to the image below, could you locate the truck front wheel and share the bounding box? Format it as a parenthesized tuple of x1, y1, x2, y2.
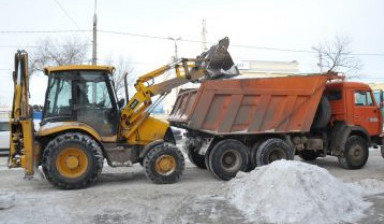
(42, 132, 104, 189)
(338, 135, 369, 170)
(143, 143, 185, 184)
(207, 139, 249, 181)
(256, 138, 294, 166)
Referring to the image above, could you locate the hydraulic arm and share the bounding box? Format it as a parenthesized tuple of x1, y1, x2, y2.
(120, 37, 238, 139)
(8, 50, 35, 177)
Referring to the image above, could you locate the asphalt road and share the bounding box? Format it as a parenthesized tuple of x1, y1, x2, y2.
(1, 149, 384, 224)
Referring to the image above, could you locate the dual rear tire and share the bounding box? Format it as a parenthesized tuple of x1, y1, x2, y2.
(206, 139, 249, 181)
(205, 138, 294, 181)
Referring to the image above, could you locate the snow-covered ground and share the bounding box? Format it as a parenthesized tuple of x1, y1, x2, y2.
(1, 148, 384, 224)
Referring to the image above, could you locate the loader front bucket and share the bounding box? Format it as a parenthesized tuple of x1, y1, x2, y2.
(196, 37, 239, 80)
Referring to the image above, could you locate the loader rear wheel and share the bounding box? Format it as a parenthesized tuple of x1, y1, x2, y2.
(143, 143, 185, 184)
(208, 139, 249, 181)
(338, 135, 369, 170)
(42, 132, 104, 189)
(256, 138, 294, 166)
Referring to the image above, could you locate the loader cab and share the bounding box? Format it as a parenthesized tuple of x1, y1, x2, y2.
(326, 82, 383, 136)
(42, 65, 119, 137)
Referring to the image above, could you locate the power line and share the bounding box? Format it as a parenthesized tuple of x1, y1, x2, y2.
(98, 30, 384, 56)
(0, 30, 90, 34)
(52, 0, 82, 30)
(1, 29, 384, 56)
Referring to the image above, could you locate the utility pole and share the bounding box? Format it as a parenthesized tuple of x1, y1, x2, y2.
(168, 36, 181, 62)
(92, 0, 97, 65)
(201, 19, 208, 51)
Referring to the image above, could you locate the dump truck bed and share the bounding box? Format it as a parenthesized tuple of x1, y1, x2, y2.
(168, 74, 331, 135)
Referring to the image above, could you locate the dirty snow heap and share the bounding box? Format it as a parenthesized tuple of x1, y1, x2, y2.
(226, 160, 371, 224)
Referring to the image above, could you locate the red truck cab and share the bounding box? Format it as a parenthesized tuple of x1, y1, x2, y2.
(326, 82, 383, 138)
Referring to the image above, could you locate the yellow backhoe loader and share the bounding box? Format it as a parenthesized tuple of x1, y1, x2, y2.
(8, 37, 238, 189)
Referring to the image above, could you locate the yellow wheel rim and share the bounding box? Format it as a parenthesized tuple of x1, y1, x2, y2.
(56, 147, 89, 179)
(155, 155, 176, 176)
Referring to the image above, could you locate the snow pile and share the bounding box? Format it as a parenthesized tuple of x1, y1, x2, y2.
(0, 192, 15, 210)
(226, 160, 371, 224)
(348, 178, 384, 196)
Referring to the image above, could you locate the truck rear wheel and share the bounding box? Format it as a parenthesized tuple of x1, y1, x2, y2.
(249, 140, 264, 170)
(338, 135, 369, 170)
(298, 150, 319, 161)
(143, 143, 185, 184)
(42, 132, 104, 189)
(256, 138, 294, 166)
(381, 146, 384, 159)
(207, 139, 249, 181)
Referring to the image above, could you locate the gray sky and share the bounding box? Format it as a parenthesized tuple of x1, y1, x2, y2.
(1, 0, 384, 106)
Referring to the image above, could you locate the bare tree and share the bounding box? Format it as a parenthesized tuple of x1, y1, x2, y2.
(104, 57, 134, 98)
(29, 37, 89, 74)
(313, 35, 362, 77)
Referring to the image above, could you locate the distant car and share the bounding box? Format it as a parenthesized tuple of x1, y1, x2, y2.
(0, 118, 10, 156)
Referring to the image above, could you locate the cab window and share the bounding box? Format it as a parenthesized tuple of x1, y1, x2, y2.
(354, 91, 374, 106)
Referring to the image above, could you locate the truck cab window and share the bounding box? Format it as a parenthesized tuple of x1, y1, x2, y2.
(354, 91, 370, 106)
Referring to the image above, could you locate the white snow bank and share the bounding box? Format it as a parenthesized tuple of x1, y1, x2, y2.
(226, 160, 371, 224)
(348, 178, 384, 197)
(0, 192, 15, 210)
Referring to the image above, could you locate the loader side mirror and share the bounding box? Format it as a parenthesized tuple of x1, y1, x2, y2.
(380, 90, 384, 108)
(117, 99, 125, 109)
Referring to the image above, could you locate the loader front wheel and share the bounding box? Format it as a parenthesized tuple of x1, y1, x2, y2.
(143, 143, 185, 184)
(42, 132, 104, 189)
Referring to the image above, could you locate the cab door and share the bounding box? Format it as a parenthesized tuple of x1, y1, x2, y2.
(74, 71, 119, 138)
(353, 90, 381, 135)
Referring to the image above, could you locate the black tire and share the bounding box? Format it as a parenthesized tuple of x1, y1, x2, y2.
(143, 143, 185, 184)
(381, 146, 384, 159)
(312, 96, 331, 129)
(248, 140, 264, 170)
(207, 139, 249, 181)
(338, 135, 369, 170)
(139, 140, 165, 166)
(256, 138, 294, 166)
(187, 145, 207, 169)
(42, 132, 104, 189)
(298, 150, 319, 161)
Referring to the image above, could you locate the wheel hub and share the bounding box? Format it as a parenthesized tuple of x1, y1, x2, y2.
(221, 150, 241, 172)
(269, 148, 285, 162)
(56, 147, 88, 178)
(155, 155, 176, 176)
(66, 156, 79, 169)
(349, 145, 363, 160)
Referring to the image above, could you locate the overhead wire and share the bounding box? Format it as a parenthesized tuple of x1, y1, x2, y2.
(1, 29, 384, 56)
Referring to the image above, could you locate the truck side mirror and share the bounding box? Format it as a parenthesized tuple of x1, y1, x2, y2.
(380, 90, 384, 108)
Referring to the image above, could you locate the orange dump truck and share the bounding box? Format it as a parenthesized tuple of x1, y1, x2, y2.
(168, 72, 384, 180)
